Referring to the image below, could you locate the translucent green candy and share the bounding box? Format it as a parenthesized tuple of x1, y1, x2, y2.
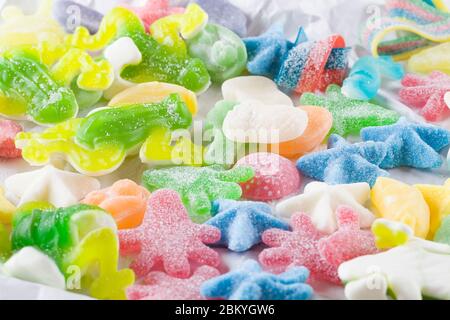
(435, 216, 450, 246)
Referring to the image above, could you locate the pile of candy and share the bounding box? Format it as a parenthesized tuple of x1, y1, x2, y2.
(0, 0, 449, 301)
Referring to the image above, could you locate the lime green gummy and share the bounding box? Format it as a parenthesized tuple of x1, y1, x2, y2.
(75, 94, 193, 151)
(434, 216, 450, 246)
(0, 50, 78, 125)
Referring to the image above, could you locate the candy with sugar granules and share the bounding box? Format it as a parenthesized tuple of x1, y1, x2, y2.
(0, 120, 22, 159)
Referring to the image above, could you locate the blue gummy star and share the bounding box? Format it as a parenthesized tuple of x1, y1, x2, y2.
(361, 118, 450, 169)
(200, 260, 313, 300)
(297, 134, 389, 187)
(244, 24, 307, 78)
(206, 200, 289, 252)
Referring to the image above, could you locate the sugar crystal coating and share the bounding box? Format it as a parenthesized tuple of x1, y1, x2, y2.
(0, 120, 22, 158)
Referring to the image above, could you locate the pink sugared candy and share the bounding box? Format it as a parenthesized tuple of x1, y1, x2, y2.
(0, 120, 22, 158)
(118, 189, 221, 278)
(235, 153, 301, 201)
(127, 266, 220, 300)
(259, 205, 377, 284)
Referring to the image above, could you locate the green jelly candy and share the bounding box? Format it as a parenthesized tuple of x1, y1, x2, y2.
(434, 216, 450, 246)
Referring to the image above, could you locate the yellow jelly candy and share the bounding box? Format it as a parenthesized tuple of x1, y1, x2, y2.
(371, 177, 430, 238)
(408, 42, 450, 75)
(0, 222, 11, 261)
(0, 187, 16, 225)
(415, 179, 450, 239)
(109, 82, 198, 115)
(149, 3, 208, 55)
(371, 219, 413, 249)
(64, 228, 135, 300)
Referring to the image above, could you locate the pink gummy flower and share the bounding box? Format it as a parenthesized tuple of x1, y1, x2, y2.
(119, 189, 221, 278)
(124, 0, 185, 32)
(0, 119, 22, 158)
(127, 266, 220, 300)
(259, 206, 377, 284)
(399, 71, 450, 122)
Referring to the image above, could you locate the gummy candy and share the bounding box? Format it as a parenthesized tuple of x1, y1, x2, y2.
(5, 166, 100, 208)
(300, 85, 400, 136)
(201, 260, 313, 300)
(371, 177, 430, 238)
(361, 118, 450, 169)
(297, 134, 389, 187)
(193, 0, 248, 37)
(415, 179, 450, 239)
(0, 188, 16, 225)
(187, 23, 247, 83)
(206, 199, 289, 252)
(235, 153, 301, 201)
(119, 189, 221, 278)
(0, 223, 11, 260)
(149, 3, 208, 56)
(128, 266, 220, 300)
(371, 218, 413, 249)
(342, 56, 404, 101)
(276, 182, 375, 234)
(143, 166, 254, 219)
(399, 72, 450, 121)
(67, 7, 211, 93)
(408, 42, 450, 75)
(0, 120, 22, 159)
(82, 180, 150, 230)
(53, 0, 103, 34)
(435, 216, 450, 245)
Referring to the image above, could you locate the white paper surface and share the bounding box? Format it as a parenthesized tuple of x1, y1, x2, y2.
(0, 0, 449, 300)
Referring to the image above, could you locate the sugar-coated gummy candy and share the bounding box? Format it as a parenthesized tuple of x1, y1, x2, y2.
(297, 134, 389, 187)
(118, 189, 221, 278)
(128, 266, 220, 300)
(187, 23, 248, 83)
(371, 177, 430, 239)
(0, 120, 22, 159)
(342, 56, 404, 101)
(53, 0, 103, 34)
(201, 260, 313, 300)
(276, 182, 375, 234)
(82, 180, 150, 230)
(399, 72, 450, 122)
(142, 166, 254, 219)
(0, 188, 16, 225)
(409, 42, 450, 75)
(235, 153, 301, 201)
(206, 199, 289, 252)
(5, 166, 100, 208)
(434, 216, 450, 246)
(361, 118, 450, 169)
(300, 84, 400, 136)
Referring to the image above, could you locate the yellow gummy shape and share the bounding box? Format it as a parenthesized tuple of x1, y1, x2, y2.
(149, 3, 208, 55)
(415, 179, 450, 240)
(15, 119, 127, 176)
(371, 219, 412, 249)
(64, 228, 135, 300)
(407, 42, 450, 75)
(108, 81, 198, 115)
(371, 177, 430, 239)
(0, 187, 16, 225)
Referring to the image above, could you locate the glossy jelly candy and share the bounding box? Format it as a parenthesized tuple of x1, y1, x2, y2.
(201, 260, 313, 300)
(128, 266, 220, 300)
(82, 180, 150, 230)
(342, 56, 404, 101)
(297, 134, 389, 187)
(0, 120, 22, 158)
(235, 153, 301, 201)
(119, 189, 221, 278)
(67, 7, 211, 93)
(300, 84, 400, 136)
(276, 182, 375, 234)
(206, 199, 289, 252)
(187, 23, 247, 83)
(361, 118, 450, 169)
(142, 166, 254, 219)
(5, 166, 100, 208)
(0, 222, 11, 260)
(434, 216, 450, 245)
(0, 188, 16, 225)
(53, 0, 103, 34)
(371, 177, 430, 238)
(399, 72, 450, 122)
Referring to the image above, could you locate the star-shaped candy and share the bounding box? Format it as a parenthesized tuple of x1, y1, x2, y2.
(300, 84, 400, 136)
(276, 181, 375, 234)
(361, 118, 450, 169)
(119, 189, 221, 278)
(206, 200, 290, 252)
(142, 166, 254, 220)
(244, 25, 306, 78)
(4, 165, 100, 207)
(296, 134, 389, 187)
(399, 72, 450, 122)
(127, 266, 220, 300)
(200, 260, 313, 300)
